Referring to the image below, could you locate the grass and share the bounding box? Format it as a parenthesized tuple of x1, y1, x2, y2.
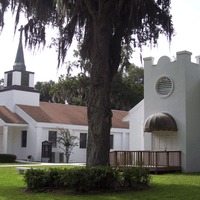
(0, 165, 200, 200)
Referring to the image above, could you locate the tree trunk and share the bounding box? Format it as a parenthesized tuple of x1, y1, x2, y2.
(86, 17, 113, 167)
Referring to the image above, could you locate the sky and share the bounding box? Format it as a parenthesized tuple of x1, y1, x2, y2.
(0, 0, 200, 84)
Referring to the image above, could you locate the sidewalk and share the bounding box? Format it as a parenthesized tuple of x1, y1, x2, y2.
(0, 160, 86, 167)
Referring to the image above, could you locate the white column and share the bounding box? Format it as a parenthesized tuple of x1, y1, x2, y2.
(35, 127, 43, 161)
(2, 126, 8, 153)
(141, 120, 144, 150)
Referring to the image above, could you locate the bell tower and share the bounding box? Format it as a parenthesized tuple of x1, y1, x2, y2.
(4, 26, 35, 89)
(0, 25, 39, 112)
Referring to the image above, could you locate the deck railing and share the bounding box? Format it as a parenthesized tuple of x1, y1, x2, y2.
(110, 151, 181, 169)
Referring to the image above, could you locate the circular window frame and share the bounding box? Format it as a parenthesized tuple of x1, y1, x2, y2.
(155, 76, 174, 98)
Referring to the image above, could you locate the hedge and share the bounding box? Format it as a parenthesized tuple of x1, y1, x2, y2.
(0, 154, 17, 163)
(24, 166, 151, 193)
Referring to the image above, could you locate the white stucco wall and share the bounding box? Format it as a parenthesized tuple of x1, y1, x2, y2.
(143, 51, 200, 172)
(4, 73, 7, 88)
(29, 73, 34, 87)
(144, 53, 187, 171)
(184, 55, 200, 172)
(13, 106, 130, 163)
(0, 90, 39, 112)
(12, 71, 21, 86)
(124, 100, 144, 151)
(9, 126, 29, 159)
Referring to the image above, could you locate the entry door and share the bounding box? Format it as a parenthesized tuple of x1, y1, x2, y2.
(0, 134, 2, 153)
(152, 131, 177, 151)
(59, 153, 64, 163)
(51, 152, 55, 163)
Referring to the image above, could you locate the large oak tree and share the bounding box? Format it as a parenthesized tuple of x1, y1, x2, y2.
(0, 0, 174, 167)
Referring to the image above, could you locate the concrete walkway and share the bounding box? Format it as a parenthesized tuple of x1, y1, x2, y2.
(0, 160, 86, 167)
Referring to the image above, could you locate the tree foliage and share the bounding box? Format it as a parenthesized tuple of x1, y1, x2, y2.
(0, 0, 174, 167)
(57, 128, 79, 163)
(0, 78, 4, 89)
(50, 73, 89, 106)
(35, 80, 55, 102)
(50, 66, 144, 111)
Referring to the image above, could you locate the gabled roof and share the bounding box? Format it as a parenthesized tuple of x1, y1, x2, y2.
(18, 102, 129, 129)
(0, 106, 27, 124)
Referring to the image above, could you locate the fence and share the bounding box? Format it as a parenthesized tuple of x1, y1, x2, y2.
(110, 151, 181, 169)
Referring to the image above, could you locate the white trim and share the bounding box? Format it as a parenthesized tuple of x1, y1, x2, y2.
(123, 99, 144, 121)
(4, 123, 28, 127)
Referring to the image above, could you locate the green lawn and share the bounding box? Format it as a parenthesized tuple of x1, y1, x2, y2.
(0, 166, 200, 200)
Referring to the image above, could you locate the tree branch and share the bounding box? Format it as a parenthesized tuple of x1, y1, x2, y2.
(83, 0, 97, 18)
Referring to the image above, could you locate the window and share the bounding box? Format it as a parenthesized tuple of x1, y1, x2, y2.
(110, 135, 114, 149)
(21, 131, 27, 147)
(7, 73, 12, 87)
(80, 133, 87, 148)
(21, 73, 29, 87)
(49, 131, 57, 148)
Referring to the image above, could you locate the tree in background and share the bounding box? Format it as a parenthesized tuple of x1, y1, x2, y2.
(50, 73, 89, 106)
(50, 66, 144, 111)
(0, 0, 174, 167)
(0, 79, 4, 89)
(35, 80, 55, 102)
(111, 68, 144, 111)
(50, 43, 144, 110)
(57, 128, 79, 163)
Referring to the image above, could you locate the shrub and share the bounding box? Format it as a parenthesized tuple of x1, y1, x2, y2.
(24, 168, 47, 190)
(0, 154, 17, 163)
(24, 166, 151, 193)
(63, 166, 119, 192)
(122, 167, 151, 189)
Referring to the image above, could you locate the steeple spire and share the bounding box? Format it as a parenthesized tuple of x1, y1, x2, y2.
(13, 25, 26, 71)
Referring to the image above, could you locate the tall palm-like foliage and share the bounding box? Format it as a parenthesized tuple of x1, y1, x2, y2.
(0, 0, 174, 167)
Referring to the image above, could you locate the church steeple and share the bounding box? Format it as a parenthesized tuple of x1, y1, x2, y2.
(3, 25, 36, 89)
(13, 25, 26, 71)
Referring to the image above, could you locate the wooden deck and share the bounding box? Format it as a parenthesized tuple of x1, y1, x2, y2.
(110, 151, 181, 174)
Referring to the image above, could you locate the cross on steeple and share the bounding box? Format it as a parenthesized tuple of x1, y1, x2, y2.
(13, 25, 26, 71)
(18, 25, 24, 40)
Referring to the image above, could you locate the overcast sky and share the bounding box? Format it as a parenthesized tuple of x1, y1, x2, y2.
(0, 0, 200, 83)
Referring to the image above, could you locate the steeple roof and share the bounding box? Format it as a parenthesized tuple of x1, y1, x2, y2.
(13, 26, 26, 71)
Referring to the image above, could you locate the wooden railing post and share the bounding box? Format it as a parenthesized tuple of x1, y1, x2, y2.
(167, 152, 169, 167)
(156, 152, 158, 168)
(137, 151, 139, 166)
(114, 151, 117, 168)
(148, 151, 150, 167)
(179, 151, 181, 167)
(124, 152, 126, 167)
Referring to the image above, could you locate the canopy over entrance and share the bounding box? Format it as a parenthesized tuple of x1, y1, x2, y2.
(144, 113, 177, 132)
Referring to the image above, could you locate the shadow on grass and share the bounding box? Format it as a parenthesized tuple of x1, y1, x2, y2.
(1, 170, 200, 200)
(0, 182, 200, 200)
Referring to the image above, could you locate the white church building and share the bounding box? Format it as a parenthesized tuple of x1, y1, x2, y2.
(1, 28, 200, 173)
(0, 29, 129, 163)
(124, 51, 200, 173)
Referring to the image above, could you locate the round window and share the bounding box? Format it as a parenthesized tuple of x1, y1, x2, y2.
(156, 76, 173, 97)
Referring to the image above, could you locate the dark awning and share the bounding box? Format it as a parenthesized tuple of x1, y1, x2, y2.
(144, 113, 177, 132)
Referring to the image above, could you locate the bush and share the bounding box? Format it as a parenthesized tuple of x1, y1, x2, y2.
(0, 154, 17, 163)
(24, 168, 47, 190)
(24, 166, 151, 193)
(122, 167, 151, 189)
(63, 166, 119, 192)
